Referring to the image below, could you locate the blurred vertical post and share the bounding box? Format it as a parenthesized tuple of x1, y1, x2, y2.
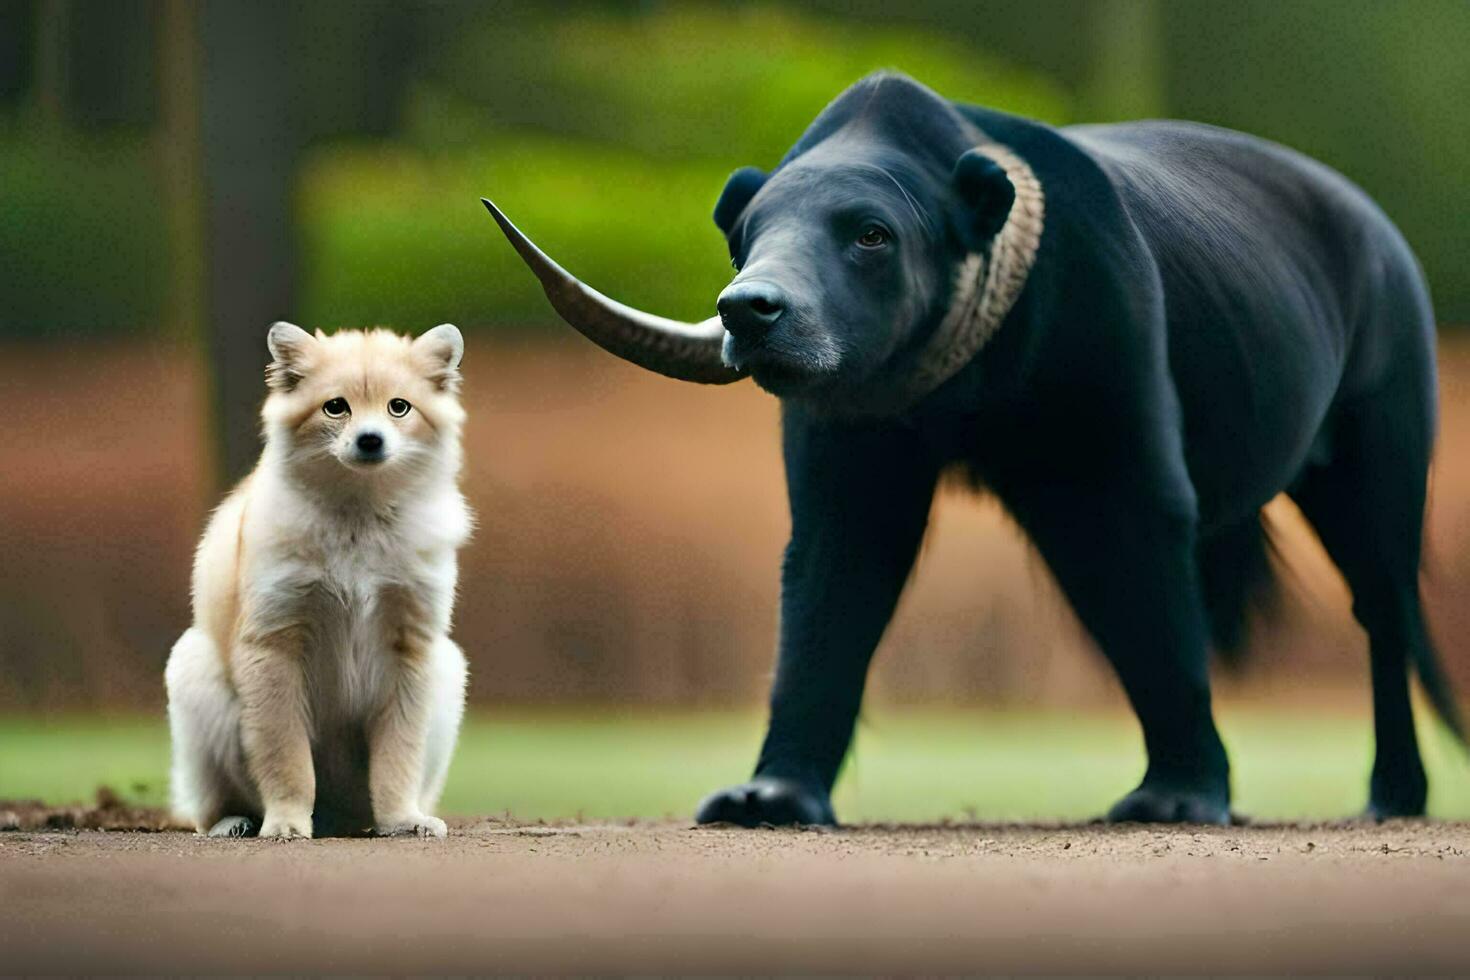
(157, 0, 204, 347)
(1084, 0, 1165, 121)
(198, 0, 298, 486)
(33, 0, 69, 125)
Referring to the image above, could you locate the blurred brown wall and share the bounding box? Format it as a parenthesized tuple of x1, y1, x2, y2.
(4, 335, 1470, 711)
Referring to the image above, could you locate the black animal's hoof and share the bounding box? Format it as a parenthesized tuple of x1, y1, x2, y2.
(1363, 797, 1428, 822)
(695, 777, 835, 827)
(1106, 785, 1229, 825)
(1362, 806, 1424, 823)
(1365, 771, 1428, 821)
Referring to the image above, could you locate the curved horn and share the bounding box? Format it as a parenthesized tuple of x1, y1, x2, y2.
(481, 199, 745, 385)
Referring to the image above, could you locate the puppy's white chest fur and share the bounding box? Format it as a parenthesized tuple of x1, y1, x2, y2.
(249, 480, 470, 720)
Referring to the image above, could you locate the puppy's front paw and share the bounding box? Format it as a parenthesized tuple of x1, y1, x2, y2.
(207, 815, 257, 838)
(376, 813, 448, 838)
(258, 809, 313, 839)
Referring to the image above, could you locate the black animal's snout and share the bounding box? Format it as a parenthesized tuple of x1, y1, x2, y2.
(356, 432, 384, 455)
(718, 281, 786, 341)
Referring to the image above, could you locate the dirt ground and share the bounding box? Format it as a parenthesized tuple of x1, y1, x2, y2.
(3, 818, 1468, 974)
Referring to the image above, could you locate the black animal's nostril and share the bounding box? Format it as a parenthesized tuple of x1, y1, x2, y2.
(717, 282, 787, 340)
(356, 433, 384, 454)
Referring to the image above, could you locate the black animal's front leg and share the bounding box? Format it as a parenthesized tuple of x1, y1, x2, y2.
(695, 413, 939, 826)
(1012, 480, 1231, 824)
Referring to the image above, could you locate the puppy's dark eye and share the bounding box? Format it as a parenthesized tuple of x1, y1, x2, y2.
(387, 398, 411, 418)
(322, 397, 350, 418)
(857, 226, 889, 249)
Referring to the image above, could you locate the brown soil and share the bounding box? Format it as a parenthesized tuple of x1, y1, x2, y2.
(0, 788, 181, 833)
(3, 819, 1467, 973)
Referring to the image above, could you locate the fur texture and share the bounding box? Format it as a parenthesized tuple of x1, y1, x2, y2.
(487, 70, 1460, 828)
(165, 323, 472, 839)
(660, 72, 1460, 827)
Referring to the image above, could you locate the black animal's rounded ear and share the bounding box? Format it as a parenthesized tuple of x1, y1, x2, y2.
(952, 150, 1015, 251)
(713, 166, 767, 236)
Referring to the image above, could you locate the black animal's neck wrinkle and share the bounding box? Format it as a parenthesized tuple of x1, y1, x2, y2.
(813, 139, 1045, 420)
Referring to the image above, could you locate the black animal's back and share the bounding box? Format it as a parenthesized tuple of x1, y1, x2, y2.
(1063, 119, 1434, 528)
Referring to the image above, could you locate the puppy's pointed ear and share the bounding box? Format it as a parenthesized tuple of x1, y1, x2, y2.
(952, 150, 1016, 251)
(265, 321, 314, 391)
(713, 166, 767, 236)
(415, 323, 464, 391)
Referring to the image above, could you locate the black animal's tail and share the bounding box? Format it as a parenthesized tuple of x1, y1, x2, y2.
(1197, 513, 1280, 666)
(1415, 472, 1469, 746)
(1200, 508, 1467, 747)
(1413, 632, 1468, 746)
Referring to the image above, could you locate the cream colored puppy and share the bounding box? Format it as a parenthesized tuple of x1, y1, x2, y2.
(166, 323, 471, 839)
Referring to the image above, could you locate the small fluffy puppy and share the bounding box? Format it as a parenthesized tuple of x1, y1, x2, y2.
(166, 322, 471, 839)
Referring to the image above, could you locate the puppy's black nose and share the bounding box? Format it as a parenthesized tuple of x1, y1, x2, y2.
(356, 432, 384, 454)
(717, 281, 786, 341)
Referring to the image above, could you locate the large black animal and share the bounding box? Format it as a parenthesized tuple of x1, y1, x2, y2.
(483, 72, 1463, 825)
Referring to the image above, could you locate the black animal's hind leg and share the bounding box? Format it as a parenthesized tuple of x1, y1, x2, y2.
(1014, 483, 1230, 824)
(1289, 400, 1435, 819)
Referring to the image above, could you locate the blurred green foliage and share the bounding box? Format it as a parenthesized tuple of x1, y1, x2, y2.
(1, 3, 1067, 336)
(0, 118, 168, 337)
(425, 5, 1071, 163)
(300, 5, 1068, 329)
(2, 1, 1468, 336)
(1158, 0, 1470, 328)
(297, 137, 734, 330)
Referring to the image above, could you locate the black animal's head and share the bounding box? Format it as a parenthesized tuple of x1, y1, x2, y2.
(482, 72, 1019, 405)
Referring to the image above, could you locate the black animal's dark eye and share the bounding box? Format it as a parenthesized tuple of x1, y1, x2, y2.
(387, 398, 411, 418)
(857, 226, 889, 249)
(323, 397, 350, 418)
